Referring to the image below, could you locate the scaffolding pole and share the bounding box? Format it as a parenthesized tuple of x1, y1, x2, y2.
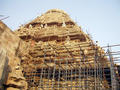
(107, 45, 117, 90)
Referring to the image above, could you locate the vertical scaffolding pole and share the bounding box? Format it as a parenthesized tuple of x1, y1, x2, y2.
(107, 45, 117, 90)
(94, 45, 97, 90)
(78, 45, 82, 89)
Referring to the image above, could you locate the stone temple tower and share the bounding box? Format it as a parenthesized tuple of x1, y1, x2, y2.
(15, 9, 111, 90)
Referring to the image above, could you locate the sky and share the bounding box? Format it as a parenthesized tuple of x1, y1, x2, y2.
(0, 0, 120, 47)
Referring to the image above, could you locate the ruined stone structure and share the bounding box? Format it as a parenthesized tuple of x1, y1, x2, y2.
(0, 21, 28, 90)
(0, 9, 120, 90)
(14, 9, 111, 90)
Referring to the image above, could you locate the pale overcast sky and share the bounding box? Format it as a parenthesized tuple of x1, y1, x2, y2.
(0, 0, 120, 46)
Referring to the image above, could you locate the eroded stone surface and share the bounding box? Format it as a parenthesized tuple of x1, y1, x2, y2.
(0, 21, 28, 90)
(0, 9, 112, 90)
(15, 9, 110, 89)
